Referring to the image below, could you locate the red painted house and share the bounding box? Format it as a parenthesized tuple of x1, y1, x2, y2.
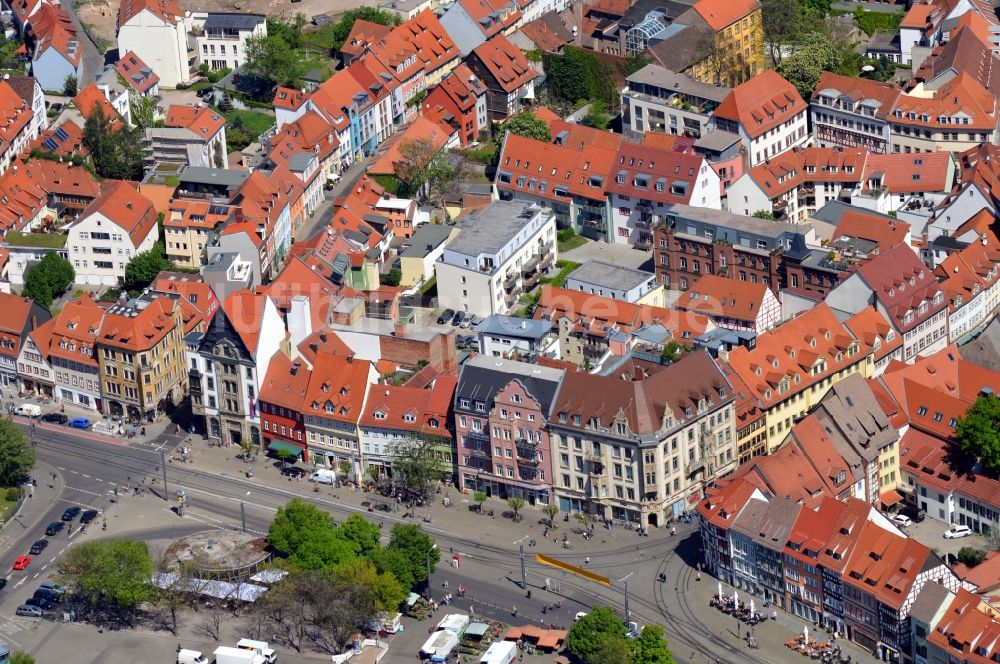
(258, 353, 310, 461)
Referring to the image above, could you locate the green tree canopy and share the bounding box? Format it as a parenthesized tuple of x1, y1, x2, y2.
(956, 393, 1000, 475)
(566, 606, 629, 664)
(494, 111, 552, 163)
(368, 544, 416, 592)
(82, 108, 144, 180)
(123, 247, 170, 295)
(63, 75, 78, 97)
(0, 418, 34, 486)
(388, 436, 447, 504)
(761, 0, 810, 64)
(244, 34, 308, 87)
(60, 540, 154, 619)
(326, 7, 400, 51)
(330, 558, 405, 612)
(776, 32, 838, 98)
(334, 513, 383, 557)
(268, 499, 354, 572)
(632, 625, 676, 664)
(23, 252, 74, 309)
(387, 523, 439, 586)
(956, 547, 987, 568)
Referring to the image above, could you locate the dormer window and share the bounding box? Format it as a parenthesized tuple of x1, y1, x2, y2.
(374, 410, 386, 420)
(403, 413, 416, 423)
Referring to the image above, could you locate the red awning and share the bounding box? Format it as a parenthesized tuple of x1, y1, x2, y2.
(688, 490, 702, 504)
(880, 489, 903, 508)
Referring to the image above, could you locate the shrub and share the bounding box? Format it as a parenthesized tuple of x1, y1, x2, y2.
(5, 487, 20, 502)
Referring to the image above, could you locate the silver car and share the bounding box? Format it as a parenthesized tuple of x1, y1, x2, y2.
(15, 604, 43, 617)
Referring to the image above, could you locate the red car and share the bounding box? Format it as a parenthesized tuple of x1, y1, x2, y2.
(12, 556, 30, 571)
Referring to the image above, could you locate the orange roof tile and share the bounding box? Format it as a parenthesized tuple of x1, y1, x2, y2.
(369, 116, 454, 175)
(692, 0, 758, 32)
(812, 72, 901, 121)
(892, 72, 997, 130)
(832, 208, 911, 249)
(73, 83, 120, 127)
(359, 378, 454, 434)
(30, 119, 87, 157)
(855, 243, 947, 333)
(97, 297, 179, 351)
(605, 140, 709, 206)
(258, 352, 311, 411)
(677, 274, 771, 325)
(471, 34, 538, 94)
(152, 273, 219, 324)
(164, 104, 225, 140)
(928, 588, 1000, 660)
(301, 351, 372, 423)
(114, 50, 159, 94)
(272, 86, 308, 111)
(457, 0, 520, 38)
(166, 197, 234, 231)
(220, 289, 270, 353)
(27, 3, 81, 66)
(77, 180, 157, 247)
(340, 19, 393, 61)
(118, 0, 184, 26)
(844, 308, 901, 363)
(364, 10, 457, 81)
(714, 69, 805, 140)
(497, 130, 621, 202)
(0, 293, 45, 361)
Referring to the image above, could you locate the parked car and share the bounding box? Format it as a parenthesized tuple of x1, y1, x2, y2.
(45, 522, 64, 536)
(33, 588, 60, 603)
(67, 417, 91, 429)
(436, 309, 455, 325)
(24, 596, 53, 610)
(0, 578, 8, 590)
(80, 510, 99, 524)
(451, 311, 467, 326)
(15, 605, 42, 617)
(39, 581, 66, 595)
(40, 413, 67, 424)
(281, 467, 306, 479)
(309, 469, 336, 485)
(61, 506, 81, 521)
(459, 315, 473, 329)
(29, 540, 48, 555)
(891, 514, 912, 528)
(12, 556, 31, 570)
(944, 525, 972, 539)
(195, 87, 212, 98)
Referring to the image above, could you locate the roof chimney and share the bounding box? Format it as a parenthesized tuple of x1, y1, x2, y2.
(394, 322, 407, 337)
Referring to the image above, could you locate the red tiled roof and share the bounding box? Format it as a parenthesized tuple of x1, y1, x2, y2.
(842, 520, 930, 610)
(258, 352, 311, 411)
(98, 297, 179, 351)
(497, 131, 621, 202)
(340, 19, 393, 61)
(815, 497, 872, 573)
(364, 10, 458, 81)
(369, 116, 454, 175)
(861, 151, 954, 194)
(605, 140, 709, 206)
(164, 105, 225, 140)
(272, 86, 308, 112)
(696, 478, 760, 529)
(0, 292, 43, 362)
(856, 243, 947, 333)
(692, 0, 758, 31)
(73, 83, 120, 127)
(844, 308, 901, 363)
(359, 377, 455, 434)
(166, 197, 234, 231)
(725, 304, 872, 408)
(300, 351, 372, 423)
(152, 273, 219, 324)
(471, 34, 538, 94)
(114, 50, 159, 94)
(519, 18, 569, 52)
(812, 72, 902, 121)
(30, 119, 87, 157)
(714, 70, 805, 140)
(929, 588, 1000, 661)
(892, 72, 997, 130)
(78, 180, 157, 247)
(220, 289, 271, 353)
(27, 3, 81, 66)
(458, 0, 520, 38)
(677, 274, 771, 325)
(934, 230, 1000, 310)
(953, 551, 1000, 593)
(785, 496, 846, 561)
(833, 208, 911, 249)
(118, 0, 184, 26)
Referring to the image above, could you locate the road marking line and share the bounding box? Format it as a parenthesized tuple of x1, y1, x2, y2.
(63, 486, 105, 499)
(57, 549, 65, 555)
(56, 466, 65, 471)
(69, 470, 78, 474)
(30, 573, 37, 579)
(81, 474, 90, 479)
(13, 578, 24, 589)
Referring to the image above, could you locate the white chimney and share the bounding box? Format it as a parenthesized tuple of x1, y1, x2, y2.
(288, 295, 312, 358)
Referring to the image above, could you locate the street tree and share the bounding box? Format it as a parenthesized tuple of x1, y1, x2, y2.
(334, 513, 382, 557)
(368, 544, 416, 592)
(473, 491, 487, 513)
(632, 625, 677, 664)
(123, 248, 170, 295)
(388, 523, 439, 586)
(507, 496, 526, 522)
(388, 436, 447, 505)
(493, 112, 551, 163)
(129, 91, 157, 129)
(331, 557, 405, 612)
(0, 418, 34, 487)
(60, 540, 154, 625)
(592, 637, 632, 664)
(63, 75, 78, 96)
(566, 606, 630, 664)
(268, 498, 353, 572)
(956, 393, 1000, 475)
(244, 33, 306, 87)
(761, 0, 809, 64)
(543, 503, 560, 528)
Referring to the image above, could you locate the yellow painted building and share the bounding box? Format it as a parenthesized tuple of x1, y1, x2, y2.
(686, 0, 764, 87)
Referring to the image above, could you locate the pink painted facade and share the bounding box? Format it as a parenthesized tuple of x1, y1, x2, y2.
(456, 378, 553, 504)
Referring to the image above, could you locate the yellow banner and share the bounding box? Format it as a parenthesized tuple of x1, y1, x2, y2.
(534, 553, 611, 587)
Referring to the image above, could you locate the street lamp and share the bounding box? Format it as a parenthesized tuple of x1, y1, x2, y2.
(240, 491, 251, 532)
(426, 544, 438, 587)
(514, 535, 529, 590)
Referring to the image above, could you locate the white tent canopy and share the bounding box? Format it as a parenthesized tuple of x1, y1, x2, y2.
(149, 574, 268, 603)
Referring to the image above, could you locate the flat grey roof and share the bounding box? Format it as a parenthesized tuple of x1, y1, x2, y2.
(464, 354, 564, 381)
(694, 130, 741, 151)
(204, 13, 265, 31)
(626, 63, 729, 102)
(446, 201, 550, 256)
(287, 152, 313, 173)
(667, 204, 810, 238)
(565, 260, 653, 292)
(178, 166, 249, 187)
(476, 315, 551, 340)
(401, 224, 453, 257)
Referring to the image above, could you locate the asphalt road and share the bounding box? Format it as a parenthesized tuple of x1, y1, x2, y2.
(5, 424, 771, 664)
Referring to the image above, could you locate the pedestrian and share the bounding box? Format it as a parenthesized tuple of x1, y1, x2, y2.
(585, 556, 590, 565)
(511, 606, 517, 617)
(697, 571, 701, 581)
(60, 403, 64, 413)
(671, 526, 677, 536)
(141, 426, 146, 436)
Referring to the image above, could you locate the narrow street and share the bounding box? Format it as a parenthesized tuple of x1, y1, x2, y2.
(54, 1, 105, 85)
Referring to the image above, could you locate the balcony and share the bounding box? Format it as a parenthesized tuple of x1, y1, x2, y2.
(521, 256, 539, 275)
(466, 444, 490, 458)
(516, 437, 538, 448)
(522, 271, 539, 289)
(517, 453, 540, 466)
(505, 292, 517, 308)
(588, 462, 604, 476)
(504, 275, 519, 291)
(635, 234, 653, 250)
(635, 215, 653, 229)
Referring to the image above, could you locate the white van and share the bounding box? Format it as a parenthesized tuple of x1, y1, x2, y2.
(309, 469, 336, 485)
(177, 649, 208, 664)
(236, 639, 277, 663)
(15, 404, 40, 417)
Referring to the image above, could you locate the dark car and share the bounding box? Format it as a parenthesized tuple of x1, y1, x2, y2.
(40, 413, 67, 425)
(0, 578, 8, 590)
(61, 506, 81, 522)
(29, 540, 48, 555)
(44, 522, 64, 536)
(436, 309, 455, 325)
(195, 87, 212, 98)
(451, 310, 467, 326)
(24, 596, 53, 611)
(33, 588, 60, 603)
(281, 467, 306, 479)
(79, 510, 99, 524)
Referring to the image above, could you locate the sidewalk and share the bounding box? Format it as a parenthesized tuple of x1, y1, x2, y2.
(0, 460, 64, 553)
(182, 439, 684, 557)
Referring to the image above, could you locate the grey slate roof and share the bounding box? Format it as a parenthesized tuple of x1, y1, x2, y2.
(204, 12, 265, 31)
(959, 315, 1000, 370)
(755, 496, 801, 552)
(566, 260, 654, 292)
(475, 315, 551, 340)
(178, 166, 250, 188)
(812, 200, 899, 226)
(626, 64, 729, 102)
(446, 201, 551, 256)
(908, 581, 952, 625)
(401, 224, 453, 258)
(456, 356, 564, 416)
(730, 497, 769, 539)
